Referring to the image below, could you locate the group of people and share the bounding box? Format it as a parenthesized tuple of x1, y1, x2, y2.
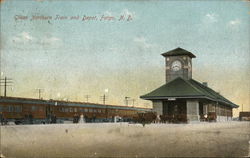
(73, 113, 86, 123)
(0, 112, 7, 125)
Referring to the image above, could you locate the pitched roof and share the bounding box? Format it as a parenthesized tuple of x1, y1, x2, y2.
(162, 47, 196, 58)
(140, 77, 238, 108)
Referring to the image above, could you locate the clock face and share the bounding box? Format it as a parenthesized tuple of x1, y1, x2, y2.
(171, 60, 182, 71)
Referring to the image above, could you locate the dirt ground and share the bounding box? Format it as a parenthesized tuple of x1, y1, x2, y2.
(0, 122, 250, 158)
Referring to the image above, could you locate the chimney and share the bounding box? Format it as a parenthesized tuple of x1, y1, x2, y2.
(202, 82, 208, 87)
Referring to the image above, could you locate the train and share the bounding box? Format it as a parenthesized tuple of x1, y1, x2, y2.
(0, 96, 151, 124)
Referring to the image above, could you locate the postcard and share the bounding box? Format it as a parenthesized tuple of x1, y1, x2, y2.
(0, 0, 249, 157)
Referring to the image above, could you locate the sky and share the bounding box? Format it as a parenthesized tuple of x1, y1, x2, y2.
(0, 0, 249, 116)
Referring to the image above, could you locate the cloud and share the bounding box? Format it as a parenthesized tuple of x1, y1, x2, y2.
(40, 36, 61, 45)
(12, 32, 61, 46)
(21, 32, 33, 40)
(12, 32, 35, 43)
(133, 37, 146, 43)
(103, 10, 113, 16)
(133, 37, 154, 49)
(203, 13, 218, 23)
(120, 9, 136, 18)
(229, 19, 241, 26)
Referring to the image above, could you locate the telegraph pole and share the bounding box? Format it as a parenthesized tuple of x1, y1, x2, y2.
(131, 99, 136, 107)
(85, 95, 90, 102)
(125, 96, 130, 106)
(100, 94, 108, 105)
(0, 77, 13, 97)
(36, 88, 44, 99)
(100, 94, 108, 119)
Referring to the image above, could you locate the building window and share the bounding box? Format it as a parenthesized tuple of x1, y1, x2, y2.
(89, 109, 93, 113)
(84, 108, 88, 113)
(98, 109, 101, 113)
(0, 105, 3, 112)
(93, 109, 97, 113)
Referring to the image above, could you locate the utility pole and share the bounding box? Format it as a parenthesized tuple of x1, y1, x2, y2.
(125, 96, 130, 106)
(36, 88, 44, 99)
(131, 99, 135, 107)
(100, 94, 108, 119)
(85, 95, 90, 102)
(100, 94, 108, 105)
(0, 77, 13, 97)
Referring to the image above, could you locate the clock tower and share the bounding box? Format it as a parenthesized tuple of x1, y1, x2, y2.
(162, 47, 196, 83)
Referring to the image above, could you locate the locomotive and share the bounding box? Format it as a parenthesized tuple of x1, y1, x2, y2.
(0, 96, 151, 124)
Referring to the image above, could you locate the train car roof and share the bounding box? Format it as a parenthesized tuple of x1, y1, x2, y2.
(0, 96, 151, 111)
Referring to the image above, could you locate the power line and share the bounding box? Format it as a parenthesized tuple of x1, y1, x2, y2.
(0, 77, 13, 97)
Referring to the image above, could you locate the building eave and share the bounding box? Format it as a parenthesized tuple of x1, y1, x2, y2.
(140, 95, 238, 108)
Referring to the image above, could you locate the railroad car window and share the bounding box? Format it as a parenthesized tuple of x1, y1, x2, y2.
(3, 106, 8, 112)
(1, 106, 5, 112)
(69, 108, 73, 112)
(59, 107, 63, 112)
(39, 106, 43, 112)
(8, 105, 14, 112)
(89, 109, 93, 113)
(31, 106, 38, 111)
(84, 108, 88, 112)
(74, 108, 77, 112)
(65, 108, 69, 112)
(98, 109, 101, 113)
(93, 109, 97, 113)
(14, 105, 22, 112)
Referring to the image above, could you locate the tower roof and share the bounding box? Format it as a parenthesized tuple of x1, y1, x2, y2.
(140, 77, 238, 108)
(162, 47, 196, 58)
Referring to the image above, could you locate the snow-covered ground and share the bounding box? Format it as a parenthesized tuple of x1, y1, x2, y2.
(1, 121, 250, 157)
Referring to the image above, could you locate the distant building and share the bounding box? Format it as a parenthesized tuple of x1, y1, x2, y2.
(140, 47, 238, 123)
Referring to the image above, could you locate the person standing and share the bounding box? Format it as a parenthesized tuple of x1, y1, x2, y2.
(0, 112, 4, 125)
(78, 113, 85, 124)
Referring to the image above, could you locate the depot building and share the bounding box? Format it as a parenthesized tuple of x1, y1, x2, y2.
(140, 48, 238, 123)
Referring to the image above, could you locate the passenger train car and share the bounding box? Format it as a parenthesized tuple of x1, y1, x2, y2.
(0, 96, 151, 124)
